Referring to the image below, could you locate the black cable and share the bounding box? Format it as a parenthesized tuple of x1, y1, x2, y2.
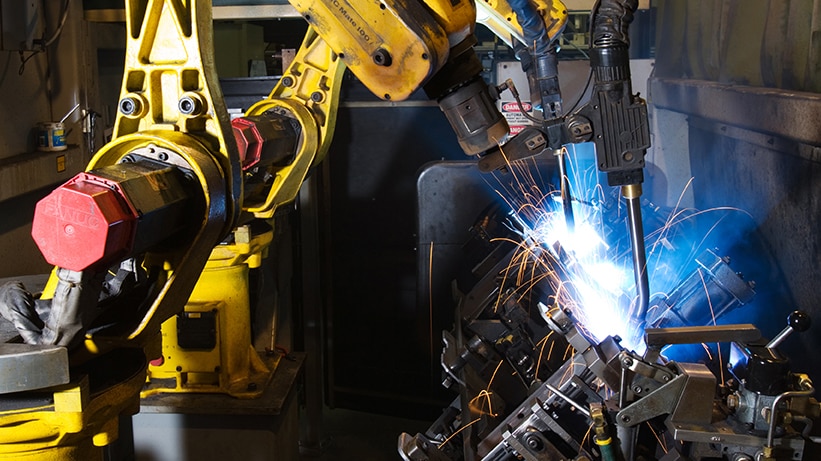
(41, 0, 72, 48)
(564, 3, 601, 115)
(500, 78, 543, 124)
(18, 50, 41, 75)
(18, 0, 71, 75)
(566, 69, 593, 115)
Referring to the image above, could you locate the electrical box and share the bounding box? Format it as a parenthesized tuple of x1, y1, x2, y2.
(0, 0, 42, 51)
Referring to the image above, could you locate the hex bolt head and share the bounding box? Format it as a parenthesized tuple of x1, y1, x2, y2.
(372, 48, 392, 66)
(178, 94, 203, 116)
(524, 434, 544, 452)
(119, 97, 140, 116)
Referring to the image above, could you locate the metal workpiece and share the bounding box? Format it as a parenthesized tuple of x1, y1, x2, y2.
(618, 350, 675, 397)
(647, 249, 756, 330)
(731, 384, 780, 432)
(504, 427, 569, 461)
(543, 306, 623, 389)
(668, 423, 807, 461)
(483, 398, 589, 460)
(440, 330, 467, 389)
(644, 324, 762, 349)
(541, 303, 571, 334)
(617, 361, 715, 428)
(477, 357, 598, 460)
(0, 343, 69, 393)
(398, 432, 452, 461)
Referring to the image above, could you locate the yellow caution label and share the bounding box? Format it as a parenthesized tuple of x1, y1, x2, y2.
(56, 154, 66, 172)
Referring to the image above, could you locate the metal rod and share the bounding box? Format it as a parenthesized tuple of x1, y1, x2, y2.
(60, 103, 80, 123)
(545, 382, 590, 418)
(617, 425, 637, 461)
(556, 149, 575, 232)
(766, 326, 793, 349)
(766, 385, 814, 450)
(623, 185, 649, 325)
(616, 360, 636, 460)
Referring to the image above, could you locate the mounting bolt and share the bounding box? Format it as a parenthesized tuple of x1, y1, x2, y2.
(620, 415, 631, 423)
(178, 92, 205, 116)
(622, 357, 633, 368)
(281, 76, 294, 87)
(119, 94, 146, 117)
(310, 91, 324, 103)
(373, 48, 392, 66)
(524, 434, 544, 452)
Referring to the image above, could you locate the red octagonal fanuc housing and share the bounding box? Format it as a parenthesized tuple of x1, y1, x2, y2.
(31, 173, 138, 272)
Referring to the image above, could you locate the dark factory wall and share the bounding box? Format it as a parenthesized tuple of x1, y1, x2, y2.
(654, 0, 821, 93)
(651, 0, 821, 380)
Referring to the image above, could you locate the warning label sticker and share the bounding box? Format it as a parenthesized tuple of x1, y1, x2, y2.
(500, 100, 536, 135)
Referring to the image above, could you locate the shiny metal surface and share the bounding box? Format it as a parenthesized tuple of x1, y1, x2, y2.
(0, 344, 68, 394)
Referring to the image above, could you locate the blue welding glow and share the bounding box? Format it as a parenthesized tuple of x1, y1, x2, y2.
(511, 143, 646, 352)
(502, 142, 761, 359)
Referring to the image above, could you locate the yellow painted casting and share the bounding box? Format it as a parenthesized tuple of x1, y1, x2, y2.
(476, 0, 568, 48)
(288, 0, 448, 101)
(0, 367, 145, 460)
(144, 226, 278, 399)
(244, 28, 344, 218)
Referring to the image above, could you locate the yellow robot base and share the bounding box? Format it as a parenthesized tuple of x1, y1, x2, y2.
(0, 348, 146, 461)
(143, 225, 279, 399)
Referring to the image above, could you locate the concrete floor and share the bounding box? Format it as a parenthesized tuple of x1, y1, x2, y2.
(300, 407, 432, 461)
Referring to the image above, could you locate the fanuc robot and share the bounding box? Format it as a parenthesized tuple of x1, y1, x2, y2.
(0, 1, 815, 460)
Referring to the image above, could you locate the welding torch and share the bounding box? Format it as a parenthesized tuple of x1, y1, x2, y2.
(477, 0, 650, 328)
(493, 0, 576, 232)
(566, 0, 651, 327)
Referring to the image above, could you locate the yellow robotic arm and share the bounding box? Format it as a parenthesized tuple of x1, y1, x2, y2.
(0, 1, 571, 458)
(477, 0, 568, 48)
(279, 0, 568, 158)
